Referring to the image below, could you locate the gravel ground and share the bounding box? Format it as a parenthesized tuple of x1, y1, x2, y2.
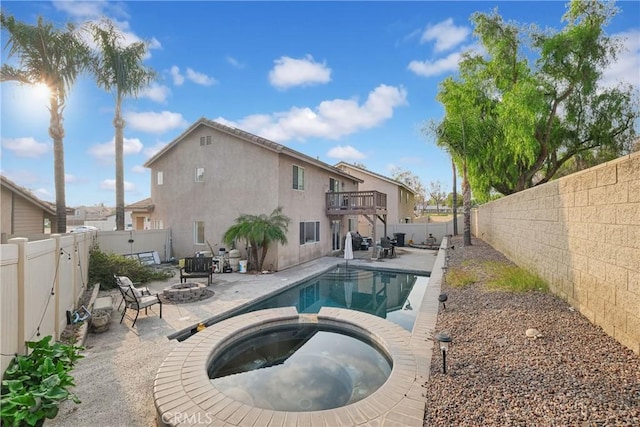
(423, 236, 640, 426)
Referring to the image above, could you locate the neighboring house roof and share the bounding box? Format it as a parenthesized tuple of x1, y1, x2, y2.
(1, 175, 57, 215)
(126, 197, 154, 214)
(144, 118, 363, 183)
(334, 162, 416, 194)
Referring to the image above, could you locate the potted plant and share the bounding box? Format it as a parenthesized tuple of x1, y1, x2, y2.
(0, 336, 83, 426)
(91, 310, 111, 333)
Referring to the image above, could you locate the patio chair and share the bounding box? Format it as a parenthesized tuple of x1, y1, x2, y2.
(117, 283, 162, 327)
(114, 275, 151, 310)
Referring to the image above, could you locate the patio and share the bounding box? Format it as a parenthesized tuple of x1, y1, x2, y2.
(46, 245, 443, 427)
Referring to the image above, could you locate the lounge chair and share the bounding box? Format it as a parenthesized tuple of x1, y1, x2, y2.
(117, 282, 162, 327)
(114, 275, 151, 310)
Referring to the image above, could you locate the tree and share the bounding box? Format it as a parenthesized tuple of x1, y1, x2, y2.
(90, 20, 156, 231)
(451, 159, 458, 235)
(1, 14, 90, 232)
(427, 181, 447, 214)
(435, 0, 637, 202)
(390, 167, 425, 212)
(223, 207, 291, 272)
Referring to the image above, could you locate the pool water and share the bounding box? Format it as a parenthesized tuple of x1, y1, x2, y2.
(208, 324, 392, 411)
(235, 266, 429, 331)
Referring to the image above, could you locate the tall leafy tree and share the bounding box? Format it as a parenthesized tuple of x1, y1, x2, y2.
(90, 20, 156, 230)
(1, 14, 90, 232)
(390, 167, 425, 212)
(434, 0, 637, 202)
(223, 207, 291, 272)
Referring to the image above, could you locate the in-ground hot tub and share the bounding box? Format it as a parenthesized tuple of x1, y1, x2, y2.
(154, 307, 418, 426)
(209, 323, 392, 412)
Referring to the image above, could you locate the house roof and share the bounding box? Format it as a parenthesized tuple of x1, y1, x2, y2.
(1, 175, 57, 215)
(334, 162, 416, 194)
(125, 197, 154, 213)
(143, 118, 363, 183)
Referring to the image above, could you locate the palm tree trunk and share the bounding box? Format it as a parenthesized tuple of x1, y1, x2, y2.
(258, 239, 270, 272)
(114, 97, 125, 231)
(49, 93, 67, 233)
(462, 160, 472, 246)
(452, 158, 458, 236)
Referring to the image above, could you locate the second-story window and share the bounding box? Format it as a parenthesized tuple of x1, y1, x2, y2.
(293, 165, 304, 190)
(157, 171, 163, 185)
(200, 136, 205, 146)
(195, 168, 205, 182)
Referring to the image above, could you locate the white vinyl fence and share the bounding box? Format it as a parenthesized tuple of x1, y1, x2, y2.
(96, 229, 172, 262)
(1, 232, 93, 374)
(375, 216, 463, 245)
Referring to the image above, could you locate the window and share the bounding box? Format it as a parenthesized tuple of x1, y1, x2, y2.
(157, 171, 163, 185)
(200, 136, 205, 146)
(329, 178, 340, 192)
(194, 221, 205, 244)
(195, 167, 205, 182)
(299, 221, 320, 244)
(206, 135, 212, 145)
(348, 218, 356, 231)
(293, 165, 304, 190)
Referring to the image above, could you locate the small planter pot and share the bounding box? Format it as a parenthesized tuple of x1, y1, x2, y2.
(91, 310, 111, 333)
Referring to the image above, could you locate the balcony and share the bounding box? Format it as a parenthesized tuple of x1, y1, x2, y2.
(326, 191, 387, 216)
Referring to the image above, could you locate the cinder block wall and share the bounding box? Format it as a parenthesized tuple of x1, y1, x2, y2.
(472, 152, 639, 354)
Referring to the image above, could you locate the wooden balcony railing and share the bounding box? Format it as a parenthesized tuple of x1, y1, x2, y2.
(326, 191, 387, 215)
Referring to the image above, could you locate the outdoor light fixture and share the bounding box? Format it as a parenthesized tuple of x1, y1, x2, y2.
(436, 332, 452, 374)
(438, 293, 448, 309)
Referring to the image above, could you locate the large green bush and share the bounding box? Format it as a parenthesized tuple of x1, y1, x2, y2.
(0, 336, 83, 426)
(88, 245, 173, 289)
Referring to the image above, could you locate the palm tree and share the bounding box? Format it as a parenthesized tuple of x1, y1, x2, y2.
(1, 14, 90, 232)
(223, 207, 291, 272)
(90, 19, 156, 230)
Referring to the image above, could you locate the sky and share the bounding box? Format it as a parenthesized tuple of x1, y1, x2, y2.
(1, 0, 639, 208)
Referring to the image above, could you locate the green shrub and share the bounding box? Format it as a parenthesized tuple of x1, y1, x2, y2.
(483, 261, 549, 292)
(0, 336, 83, 426)
(88, 245, 173, 289)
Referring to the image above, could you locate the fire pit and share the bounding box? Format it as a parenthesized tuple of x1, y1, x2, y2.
(163, 282, 209, 304)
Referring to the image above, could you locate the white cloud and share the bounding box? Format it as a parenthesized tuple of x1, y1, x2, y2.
(52, 1, 123, 19)
(601, 30, 640, 90)
(65, 174, 78, 183)
(33, 188, 53, 201)
(125, 111, 189, 134)
(327, 145, 366, 161)
(170, 66, 216, 86)
(421, 18, 470, 52)
(132, 165, 147, 173)
(1, 137, 50, 158)
(185, 68, 217, 86)
(216, 84, 407, 142)
(268, 55, 332, 89)
(226, 56, 245, 69)
(89, 137, 144, 160)
(408, 51, 462, 77)
(143, 141, 170, 158)
(170, 66, 185, 86)
(140, 83, 171, 103)
(100, 179, 136, 192)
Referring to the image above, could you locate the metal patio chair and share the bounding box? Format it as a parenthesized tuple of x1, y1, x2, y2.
(117, 283, 162, 327)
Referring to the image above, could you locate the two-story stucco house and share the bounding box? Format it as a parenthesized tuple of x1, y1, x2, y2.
(334, 162, 416, 236)
(143, 118, 388, 271)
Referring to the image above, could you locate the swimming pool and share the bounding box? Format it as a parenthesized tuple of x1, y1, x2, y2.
(229, 266, 428, 331)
